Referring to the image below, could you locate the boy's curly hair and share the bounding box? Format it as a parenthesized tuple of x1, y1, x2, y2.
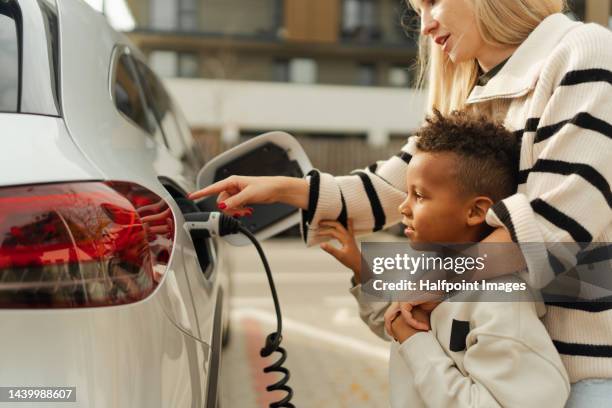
(415, 110, 519, 202)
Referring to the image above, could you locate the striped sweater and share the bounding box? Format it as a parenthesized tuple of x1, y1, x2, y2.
(300, 14, 612, 383)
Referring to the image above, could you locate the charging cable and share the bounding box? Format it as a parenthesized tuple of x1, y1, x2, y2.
(184, 212, 295, 408)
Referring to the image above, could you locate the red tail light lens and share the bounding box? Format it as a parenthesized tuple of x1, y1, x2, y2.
(0, 181, 174, 308)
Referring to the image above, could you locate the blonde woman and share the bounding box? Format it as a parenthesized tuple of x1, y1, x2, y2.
(191, 0, 612, 405)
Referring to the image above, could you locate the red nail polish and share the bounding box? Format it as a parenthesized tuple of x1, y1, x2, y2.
(218, 202, 227, 210)
(233, 213, 241, 218)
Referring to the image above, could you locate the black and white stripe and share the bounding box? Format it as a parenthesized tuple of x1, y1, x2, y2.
(519, 160, 611, 207)
(534, 112, 612, 144)
(554, 340, 612, 358)
(559, 68, 612, 87)
(353, 171, 386, 232)
(530, 198, 593, 243)
(302, 169, 321, 243)
(395, 151, 412, 165)
(490, 201, 518, 242)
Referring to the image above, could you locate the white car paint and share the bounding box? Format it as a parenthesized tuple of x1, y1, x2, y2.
(0, 1, 227, 406)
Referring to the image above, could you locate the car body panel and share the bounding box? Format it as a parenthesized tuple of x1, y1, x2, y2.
(0, 114, 103, 186)
(0, 1, 227, 406)
(0, 283, 207, 408)
(54, 0, 213, 342)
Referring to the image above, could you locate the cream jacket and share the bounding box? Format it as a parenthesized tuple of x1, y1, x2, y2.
(350, 278, 570, 408)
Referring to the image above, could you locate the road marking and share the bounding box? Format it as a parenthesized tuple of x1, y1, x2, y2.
(323, 295, 358, 306)
(231, 297, 275, 307)
(233, 307, 388, 361)
(233, 272, 350, 284)
(242, 318, 286, 408)
(232, 295, 360, 308)
(332, 307, 361, 325)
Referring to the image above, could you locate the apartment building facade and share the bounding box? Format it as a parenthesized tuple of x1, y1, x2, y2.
(124, 0, 608, 173)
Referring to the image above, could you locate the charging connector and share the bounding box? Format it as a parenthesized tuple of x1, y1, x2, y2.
(184, 211, 294, 407)
(184, 211, 242, 237)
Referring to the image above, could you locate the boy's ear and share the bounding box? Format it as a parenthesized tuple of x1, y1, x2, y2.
(466, 196, 494, 227)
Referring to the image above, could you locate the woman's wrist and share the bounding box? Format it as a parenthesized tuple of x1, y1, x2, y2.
(276, 177, 309, 210)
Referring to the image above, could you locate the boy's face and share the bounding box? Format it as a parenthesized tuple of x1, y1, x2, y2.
(399, 151, 475, 243)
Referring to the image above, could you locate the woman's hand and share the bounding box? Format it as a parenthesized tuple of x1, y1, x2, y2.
(188, 176, 309, 216)
(317, 220, 362, 280)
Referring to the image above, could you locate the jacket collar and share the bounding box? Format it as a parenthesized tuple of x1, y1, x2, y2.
(466, 13, 582, 104)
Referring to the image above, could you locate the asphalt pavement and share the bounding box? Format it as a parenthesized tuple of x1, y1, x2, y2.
(221, 234, 403, 408)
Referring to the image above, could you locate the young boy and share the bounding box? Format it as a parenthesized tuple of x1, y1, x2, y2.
(317, 111, 570, 408)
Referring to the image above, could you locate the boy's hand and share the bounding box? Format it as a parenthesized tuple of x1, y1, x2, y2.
(317, 220, 362, 280)
(390, 303, 436, 343)
(398, 301, 439, 331)
(384, 302, 401, 337)
(385, 302, 439, 337)
(390, 312, 422, 343)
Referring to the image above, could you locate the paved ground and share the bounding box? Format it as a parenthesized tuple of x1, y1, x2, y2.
(220, 234, 402, 408)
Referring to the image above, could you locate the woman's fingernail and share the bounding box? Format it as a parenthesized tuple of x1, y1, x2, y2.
(218, 202, 227, 210)
(233, 213, 241, 218)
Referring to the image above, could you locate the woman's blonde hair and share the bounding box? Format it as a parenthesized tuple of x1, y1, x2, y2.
(407, 0, 566, 114)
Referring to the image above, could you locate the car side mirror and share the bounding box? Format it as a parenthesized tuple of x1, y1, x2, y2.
(195, 131, 312, 246)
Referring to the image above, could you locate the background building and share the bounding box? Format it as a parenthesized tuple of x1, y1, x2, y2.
(118, 0, 611, 174)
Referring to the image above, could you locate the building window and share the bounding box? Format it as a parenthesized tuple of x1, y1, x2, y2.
(149, 51, 199, 78)
(150, 51, 178, 77)
(178, 53, 200, 77)
(150, 0, 177, 30)
(357, 63, 376, 86)
(178, 0, 198, 31)
(289, 59, 317, 84)
(388, 66, 410, 88)
(272, 59, 289, 82)
(341, 0, 380, 41)
(150, 0, 199, 31)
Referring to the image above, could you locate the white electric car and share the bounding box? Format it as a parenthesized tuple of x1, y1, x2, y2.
(1, 0, 239, 406)
(0, 1, 311, 406)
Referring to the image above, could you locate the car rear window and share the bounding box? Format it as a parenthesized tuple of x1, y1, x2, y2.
(0, 4, 19, 113)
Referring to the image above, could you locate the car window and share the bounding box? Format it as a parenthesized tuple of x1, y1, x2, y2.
(134, 59, 202, 179)
(114, 54, 157, 134)
(38, 0, 61, 114)
(0, 8, 19, 113)
(134, 60, 187, 156)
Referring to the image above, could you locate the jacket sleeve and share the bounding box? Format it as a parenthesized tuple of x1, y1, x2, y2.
(300, 137, 418, 246)
(486, 25, 612, 288)
(348, 284, 392, 341)
(397, 302, 570, 408)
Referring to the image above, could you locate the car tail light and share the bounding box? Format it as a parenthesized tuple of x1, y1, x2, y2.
(0, 181, 174, 308)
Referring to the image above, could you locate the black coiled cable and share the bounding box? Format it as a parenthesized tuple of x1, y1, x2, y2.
(236, 224, 295, 408)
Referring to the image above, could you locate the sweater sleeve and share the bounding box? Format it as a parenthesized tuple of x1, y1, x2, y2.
(300, 137, 418, 246)
(348, 284, 392, 341)
(398, 302, 570, 408)
(486, 24, 612, 288)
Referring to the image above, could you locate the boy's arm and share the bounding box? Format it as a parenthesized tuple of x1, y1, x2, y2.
(348, 284, 391, 341)
(317, 220, 392, 341)
(396, 301, 570, 408)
